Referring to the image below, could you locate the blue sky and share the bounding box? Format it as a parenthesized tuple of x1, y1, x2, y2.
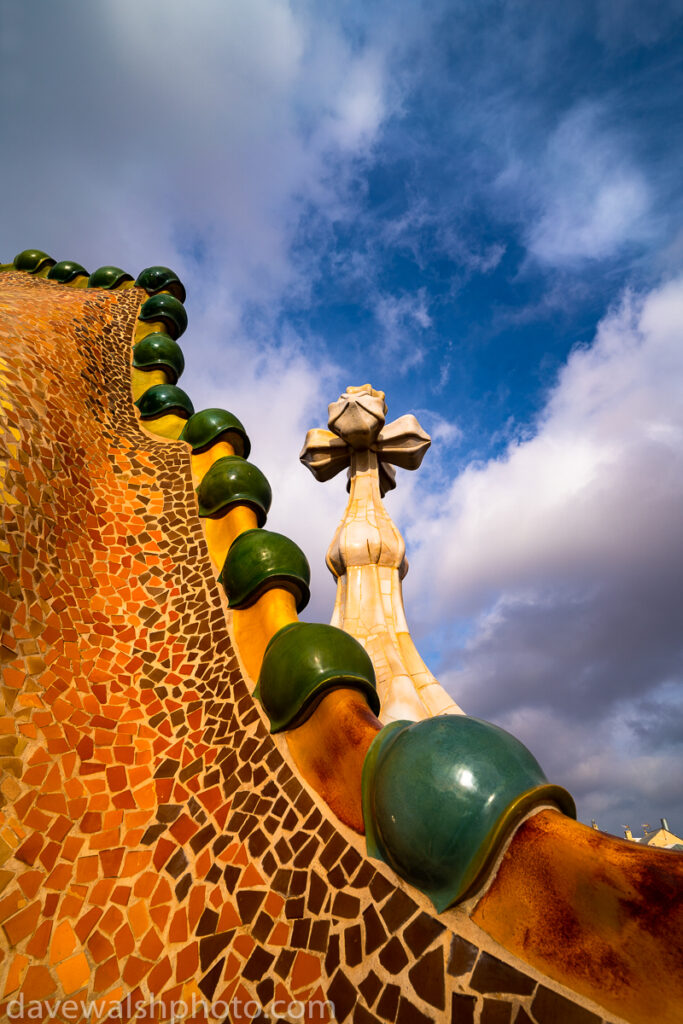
(2, 0, 683, 837)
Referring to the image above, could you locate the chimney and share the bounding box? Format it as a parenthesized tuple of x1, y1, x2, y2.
(661, 817, 670, 832)
(624, 827, 633, 840)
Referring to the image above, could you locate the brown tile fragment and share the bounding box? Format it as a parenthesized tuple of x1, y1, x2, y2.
(531, 986, 600, 1024)
(154, 758, 180, 779)
(319, 834, 346, 870)
(99, 847, 124, 877)
(359, 970, 382, 1008)
(224, 864, 242, 891)
(470, 953, 535, 996)
(289, 871, 307, 896)
(196, 907, 220, 936)
(408, 948, 445, 1010)
(274, 948, 296, 980)
(156, 804, 182, 823)
(307, 871, 327, 915)
(43, 893, 59, 917)
(332, 892, 361, 918)
(175, 873, 192, 902)
(396, 996, 434, 1024)
(447, 935, 478, 977)
(252, 912, 274, 943)
(123, 955, 150, 987)
(88, 931, 115, 964)
(256, 977, 275, 1006)
(148, 956, 173, 994)
(369, 872, 394, 901)
(351, 862, 375, 890)
(243, 947, 275, 982)
(363, 904, 387, 955)
(480, 1000, 513, 1024)
(376, 983, 401, 1021)
(378, 937, 409, 975)
(345, 923, 363, 967)
(328, 969, 358, 1022)
(237, 890, 265, 924)
(403, 913, 446, 958)
(380, 890, 417, 931)
(26, 919, 52, 959)
(325, 933, 340, 976)
(165, 847, 189, 878)
(285, 896, 305, 919)
(114, 923, 135, 958)
(291, 919, 311, 948)
(199, 957, 224, 1000)
(309, 919, 330, 953)
(450, 994, 476, 1024)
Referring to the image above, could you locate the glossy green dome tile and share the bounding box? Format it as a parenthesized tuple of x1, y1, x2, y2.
(87, 266, 134, 289)
(180, 408, 251, 458)
(13, 249, 55, 273)
(134, 266, 186, 302)
(47, 260, 88, 283)
(362, 715, 576, 912)
(197, 456, 271, 524)
(135, 384, 194, 421)
(138, 293, 188, 339)
(257, 622, 379, 733)
(132, 333, 185, 384)
(219, 529, 310, 611)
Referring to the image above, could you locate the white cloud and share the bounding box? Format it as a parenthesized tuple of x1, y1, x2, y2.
(525, 103, 651, 264)
(1, 2, 392, 312)
(403, 275, 683, 827)
(372, 288, 432, 366)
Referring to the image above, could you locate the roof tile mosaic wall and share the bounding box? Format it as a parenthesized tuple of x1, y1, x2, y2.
(0, 273, 611, 1023)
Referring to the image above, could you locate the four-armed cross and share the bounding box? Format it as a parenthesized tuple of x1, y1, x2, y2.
(300, 384, 462, 723)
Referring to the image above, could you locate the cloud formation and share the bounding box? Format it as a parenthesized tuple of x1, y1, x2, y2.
(405, 276, 683, 831)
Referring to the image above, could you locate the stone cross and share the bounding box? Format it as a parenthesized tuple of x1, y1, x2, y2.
(300, 384, 462, 724)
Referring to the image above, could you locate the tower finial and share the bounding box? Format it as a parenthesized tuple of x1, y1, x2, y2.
(300, 385, 462, 723)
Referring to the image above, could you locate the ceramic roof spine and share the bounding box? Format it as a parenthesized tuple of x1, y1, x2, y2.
(181, 408, 251, 460)
(131, 334, 185, 399)
(219, 528, 311, 612)
(256, 622, 380, 733)
(182, 400, 384, 834)
(87, 266, 135, 290)
(361, 715, 575, 910)
(300, 383, 463, 723)
(11, 249, 55, 275)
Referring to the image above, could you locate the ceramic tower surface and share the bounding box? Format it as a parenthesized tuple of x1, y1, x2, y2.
(0, 255, 681, 1024)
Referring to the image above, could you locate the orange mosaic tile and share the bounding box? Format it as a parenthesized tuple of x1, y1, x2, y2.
(0, 272, 610, 1024)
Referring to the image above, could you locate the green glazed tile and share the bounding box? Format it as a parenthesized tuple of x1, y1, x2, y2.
(138, 293, 188, 339)
(362, 715, 576, 911)
(87, 266, 134, 289)
(47, 260, 88, 283)
(180, 408, 250, 458)
(13, 249, 55, 273)
(132, 333, 185, 384)
(134, 266, 186, 302)
(135, 383, 194, 421)
(257, 622, 379, 733)
(219, 528, 310, 611)
(196, 456, 271, 524)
